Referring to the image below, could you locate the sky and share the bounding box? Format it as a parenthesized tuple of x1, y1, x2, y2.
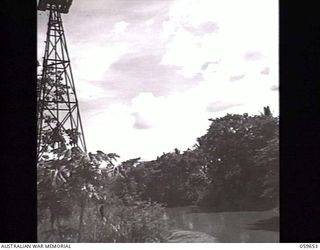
(37, 0, 279, 161)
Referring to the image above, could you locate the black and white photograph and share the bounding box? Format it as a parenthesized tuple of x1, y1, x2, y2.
(36, 0, 279, 243)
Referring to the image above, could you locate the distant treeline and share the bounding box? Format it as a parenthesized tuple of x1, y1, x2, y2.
(112, 109, 279, 211)
(37, 107, 278, 242)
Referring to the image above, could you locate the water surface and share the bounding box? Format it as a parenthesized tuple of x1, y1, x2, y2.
(165, 206, 279, 243)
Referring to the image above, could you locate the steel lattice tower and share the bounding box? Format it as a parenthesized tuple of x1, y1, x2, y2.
(37, 0, 86, 159)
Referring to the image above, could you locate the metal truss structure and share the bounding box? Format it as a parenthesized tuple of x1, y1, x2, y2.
(37, 1, 86, 159)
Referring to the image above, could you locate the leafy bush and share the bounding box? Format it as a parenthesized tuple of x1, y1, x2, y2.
(120, 150, 207, 207)
(81, 197, 169, 242)
(37, 129, 169, 242)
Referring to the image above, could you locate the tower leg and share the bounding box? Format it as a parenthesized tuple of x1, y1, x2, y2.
(37, 9, 86, 160)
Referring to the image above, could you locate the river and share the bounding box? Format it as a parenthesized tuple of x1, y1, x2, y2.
(164, 206, 279, 243)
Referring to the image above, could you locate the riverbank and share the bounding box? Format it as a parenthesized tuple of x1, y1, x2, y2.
(166, 230, 219, 243)
(164, 206, 279, 243)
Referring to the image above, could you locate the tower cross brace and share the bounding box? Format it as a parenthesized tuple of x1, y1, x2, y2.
(37, 5, 86, 159)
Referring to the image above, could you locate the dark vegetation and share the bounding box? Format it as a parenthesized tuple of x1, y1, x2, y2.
(37, 140, 169, 242)
(120, 108, 279, 211)
(37, 105, 279, 242)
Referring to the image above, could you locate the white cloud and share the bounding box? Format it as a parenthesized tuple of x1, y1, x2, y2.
(38, 0, 279, 161)
(84, 67, 278, 161)
(144, 19, 155, 27)
(161, 0, 278, 79)
(113, 21, 129, 34)
(84, 90, 211, 161)
(71, 42, 129, 81)
(82, 0, 278, 161)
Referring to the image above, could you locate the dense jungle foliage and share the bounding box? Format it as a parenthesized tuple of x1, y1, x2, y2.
(37, 131, 169, 242)
(37, 107, 278, 242)
(116, 108, 279, 210)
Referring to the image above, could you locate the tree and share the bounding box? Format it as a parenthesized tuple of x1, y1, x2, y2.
(37, 128, 119, 242)
(196, 112, 279, 210)
(37, 129, 168, 242)
(115, 110, 279, 211)
(121, 149, 207, 207)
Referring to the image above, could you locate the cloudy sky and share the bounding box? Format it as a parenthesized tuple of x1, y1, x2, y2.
(37, 0, 278, 161)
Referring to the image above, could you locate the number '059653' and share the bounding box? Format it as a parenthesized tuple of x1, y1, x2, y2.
(300, 244, 318, 248)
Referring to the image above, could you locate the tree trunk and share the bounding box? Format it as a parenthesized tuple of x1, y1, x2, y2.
(49, 208, 59, 242)
(56, 217, 63, 242)
(77, 195, 87, 242)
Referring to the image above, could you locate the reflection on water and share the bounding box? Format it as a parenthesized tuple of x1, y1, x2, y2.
(164, 206, 279, 243)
